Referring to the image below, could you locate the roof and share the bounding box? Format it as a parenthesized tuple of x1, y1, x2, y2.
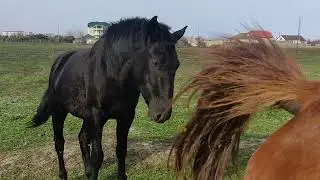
(248, 30, 273, 38)
(231, 30, 273, 40)
(87, 21, 110, 27)
(231, 33, 249, 39)
(279, 35, 306, 41)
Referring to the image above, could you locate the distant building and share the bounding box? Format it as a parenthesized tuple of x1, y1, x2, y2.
(204, 39, 226, 47)
(186, 36, 198, 47)
(185, 36, 228, 47)
(87, 21, 110, 39)
(1, 31, 33, 36)
(231, 32, 249, 41)
(186, 36, 208, 47)
(276, 35, 306, 44)
(73, 34, 97, 44)
(231, 30, 273, 42)
(248, 30, 273, 39)
(44, 33, 55, 37)
(83, 34, 96, 44)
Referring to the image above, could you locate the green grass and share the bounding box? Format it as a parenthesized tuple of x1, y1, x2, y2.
(1, 44, 320, 179)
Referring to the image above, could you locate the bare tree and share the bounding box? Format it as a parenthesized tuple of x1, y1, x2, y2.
(196, 36, 206, 47)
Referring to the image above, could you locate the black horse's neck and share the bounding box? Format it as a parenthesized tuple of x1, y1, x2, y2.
(90, 35, 143, 83)
(88, 19, 150, 83)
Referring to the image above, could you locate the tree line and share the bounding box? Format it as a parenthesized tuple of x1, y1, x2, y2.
(0, 34, 76, 43)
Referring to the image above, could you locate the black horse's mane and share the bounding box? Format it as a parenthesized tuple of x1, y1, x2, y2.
(102, 16, 171, 41)
(90, 17, 172, 52)
(88, 16, 173, 79)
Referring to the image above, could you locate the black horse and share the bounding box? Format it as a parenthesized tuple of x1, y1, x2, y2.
(29, 16, 187, 180)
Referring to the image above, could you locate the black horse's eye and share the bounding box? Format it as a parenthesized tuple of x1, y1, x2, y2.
(153, 60, 159, 66)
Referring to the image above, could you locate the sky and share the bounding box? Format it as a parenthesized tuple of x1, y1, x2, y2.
(0, 0, 319, 39)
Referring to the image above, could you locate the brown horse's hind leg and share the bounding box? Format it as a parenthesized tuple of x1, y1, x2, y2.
(52, 107, 68, 180)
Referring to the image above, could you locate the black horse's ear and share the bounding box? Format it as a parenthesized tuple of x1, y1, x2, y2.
(172, 26, 188, 43)
(149, 16, 158, 25)
(147, 16, 160, 42)
(147, 16, 159, 31)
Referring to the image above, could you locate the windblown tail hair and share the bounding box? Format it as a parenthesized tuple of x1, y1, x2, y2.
(29, 89, 52, 127)
(171, 38, 313, 180)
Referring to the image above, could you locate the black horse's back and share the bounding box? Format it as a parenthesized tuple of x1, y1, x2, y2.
(51, 48, 94, 118)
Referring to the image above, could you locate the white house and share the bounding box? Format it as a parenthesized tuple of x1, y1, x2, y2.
(87, 22, 110, 39)
(276, 35, 306, 44)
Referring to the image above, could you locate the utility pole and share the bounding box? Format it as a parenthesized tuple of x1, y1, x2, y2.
(57, 24, 60, 42)
(296, 16, 301, 53)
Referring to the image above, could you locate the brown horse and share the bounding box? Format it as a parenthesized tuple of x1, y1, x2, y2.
(171, 38, 320, 180)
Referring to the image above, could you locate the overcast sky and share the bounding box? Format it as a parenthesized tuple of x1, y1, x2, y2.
(1, 0, 319, 39)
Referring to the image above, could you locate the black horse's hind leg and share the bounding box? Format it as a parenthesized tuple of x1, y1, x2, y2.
(116, 112, 135, 180)
(87, 108, 105, 180)
(78, 121, 91, 177)
(52, 107, 68, 180)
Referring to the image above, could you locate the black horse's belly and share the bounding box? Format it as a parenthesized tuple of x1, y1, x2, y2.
(54, 82, 89, 118)
(52, 61, 89, 118)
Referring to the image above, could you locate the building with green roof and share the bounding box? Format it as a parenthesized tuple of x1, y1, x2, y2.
(87, 21, 110, 39)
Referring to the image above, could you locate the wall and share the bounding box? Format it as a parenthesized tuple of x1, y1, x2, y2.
(204, 39, 225, 47)
(276, 41, 308, 48)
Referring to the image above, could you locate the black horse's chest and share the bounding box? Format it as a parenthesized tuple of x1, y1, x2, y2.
(99, 88, 139, 119)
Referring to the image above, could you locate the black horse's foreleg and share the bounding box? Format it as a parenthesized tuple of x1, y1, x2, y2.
(52, 108, 68, 180)
(116, 112, 135, 180)
(87, 108, 105, 180)
(78, 121, 91, 177)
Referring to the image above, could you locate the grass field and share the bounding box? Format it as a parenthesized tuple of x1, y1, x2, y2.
(1, 43, 320, 180)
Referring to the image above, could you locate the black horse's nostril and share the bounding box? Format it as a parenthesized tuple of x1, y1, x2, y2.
(156, 114, 162, 120)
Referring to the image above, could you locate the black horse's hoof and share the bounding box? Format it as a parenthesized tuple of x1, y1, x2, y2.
(59, 175, 68, 180)
(118, 173, 127, 180)
(85, 170, 91, 178)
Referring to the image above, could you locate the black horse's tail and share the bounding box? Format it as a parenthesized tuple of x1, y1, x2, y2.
(29, 50, 76, 128)
(29, 89, 52, 127)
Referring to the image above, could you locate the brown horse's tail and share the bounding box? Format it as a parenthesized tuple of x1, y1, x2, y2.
(171, 38, 315, 180)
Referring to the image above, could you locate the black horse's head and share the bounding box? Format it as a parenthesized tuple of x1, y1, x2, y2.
(139, 16, 187, 123)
